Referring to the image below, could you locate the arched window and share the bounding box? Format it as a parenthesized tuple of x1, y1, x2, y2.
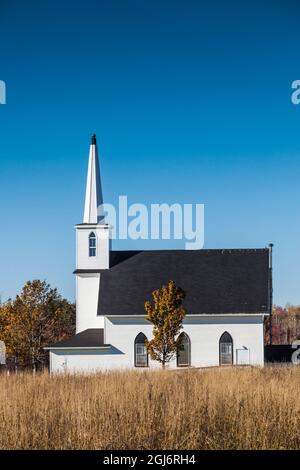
(177, 332, 191, 367)
(89, 232, 96, 257)
(219, 332, 233, 365)
(134, 333, 148, 367)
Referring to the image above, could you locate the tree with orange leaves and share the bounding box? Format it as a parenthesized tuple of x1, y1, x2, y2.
(0, 280, 75, 370)
(145, 280, 186, 368)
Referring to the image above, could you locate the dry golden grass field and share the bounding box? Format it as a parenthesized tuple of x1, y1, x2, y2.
(0, 366, 299, 450)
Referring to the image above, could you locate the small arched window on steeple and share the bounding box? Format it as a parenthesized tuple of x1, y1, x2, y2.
(89, 232, 96, 257)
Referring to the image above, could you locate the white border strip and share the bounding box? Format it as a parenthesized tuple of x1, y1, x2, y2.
(44, 346, 110, 351)
(105, 313, 266, 318)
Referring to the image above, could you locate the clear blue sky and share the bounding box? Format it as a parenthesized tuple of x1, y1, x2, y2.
(0, 0, 299, 305)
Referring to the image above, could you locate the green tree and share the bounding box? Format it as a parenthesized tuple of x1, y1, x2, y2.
(0, 280, 75, 369)
(145, 280, 186, 368)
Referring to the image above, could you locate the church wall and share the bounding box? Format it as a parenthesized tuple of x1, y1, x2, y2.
(50, 314, 264, 373)
(104, 314, 265, 369)
(76, 274, 104, 333)
(183, 315, 264, 367)
(50, 348, 127, 373)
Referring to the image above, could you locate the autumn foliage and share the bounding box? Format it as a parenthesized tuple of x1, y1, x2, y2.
(145, 280, 186, 368)
(0, 280, 75, 369)
(264, 304, 300, 345)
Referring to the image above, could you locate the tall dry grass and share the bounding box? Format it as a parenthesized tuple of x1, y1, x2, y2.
(0, 366, 299, 450)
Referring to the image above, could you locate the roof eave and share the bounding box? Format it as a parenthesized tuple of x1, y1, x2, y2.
(44, 345, 111, 351)
(103, 312, 267, 318)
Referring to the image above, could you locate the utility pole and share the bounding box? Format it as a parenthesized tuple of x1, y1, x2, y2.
(269, 243, 274, 345)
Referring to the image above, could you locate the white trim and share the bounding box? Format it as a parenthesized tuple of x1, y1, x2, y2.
(75, 224, 111, 229)
(104, 313, 266, 318)
(75, 272, 101, 278)
(44, 346, 110, 351)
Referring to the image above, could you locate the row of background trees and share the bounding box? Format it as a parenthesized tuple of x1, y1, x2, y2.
(264, 305, 300, 345)
(0, 279, 299, 369)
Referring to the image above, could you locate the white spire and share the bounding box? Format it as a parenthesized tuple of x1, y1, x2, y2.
(83, 134, 104, 224)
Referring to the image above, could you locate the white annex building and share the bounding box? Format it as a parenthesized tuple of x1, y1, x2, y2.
(46, 135, 272, 373)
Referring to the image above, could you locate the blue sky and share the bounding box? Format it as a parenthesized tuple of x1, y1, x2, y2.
(0, 0, 300, 305)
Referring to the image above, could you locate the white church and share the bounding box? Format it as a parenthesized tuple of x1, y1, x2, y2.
(46, 135, 271, 372)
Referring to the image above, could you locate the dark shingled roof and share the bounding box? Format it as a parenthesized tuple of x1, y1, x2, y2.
(46, 329, 109, 349)
(97, 249, 270, 316)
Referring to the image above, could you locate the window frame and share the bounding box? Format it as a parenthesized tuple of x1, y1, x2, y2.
(134, 333, 149, 368)
(88, 232, 97, 257)
(219, 331, 233, 366)
(177, 332, 191, 367)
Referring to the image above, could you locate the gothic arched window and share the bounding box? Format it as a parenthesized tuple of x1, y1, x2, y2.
(219, 332, 233, 365)
(134, 332, 148, 367)
(177, 332, 191, 367)
(89, 232, 96, 257)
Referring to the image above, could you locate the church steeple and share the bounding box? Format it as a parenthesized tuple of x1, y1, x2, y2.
(83, 134, 104, 223)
